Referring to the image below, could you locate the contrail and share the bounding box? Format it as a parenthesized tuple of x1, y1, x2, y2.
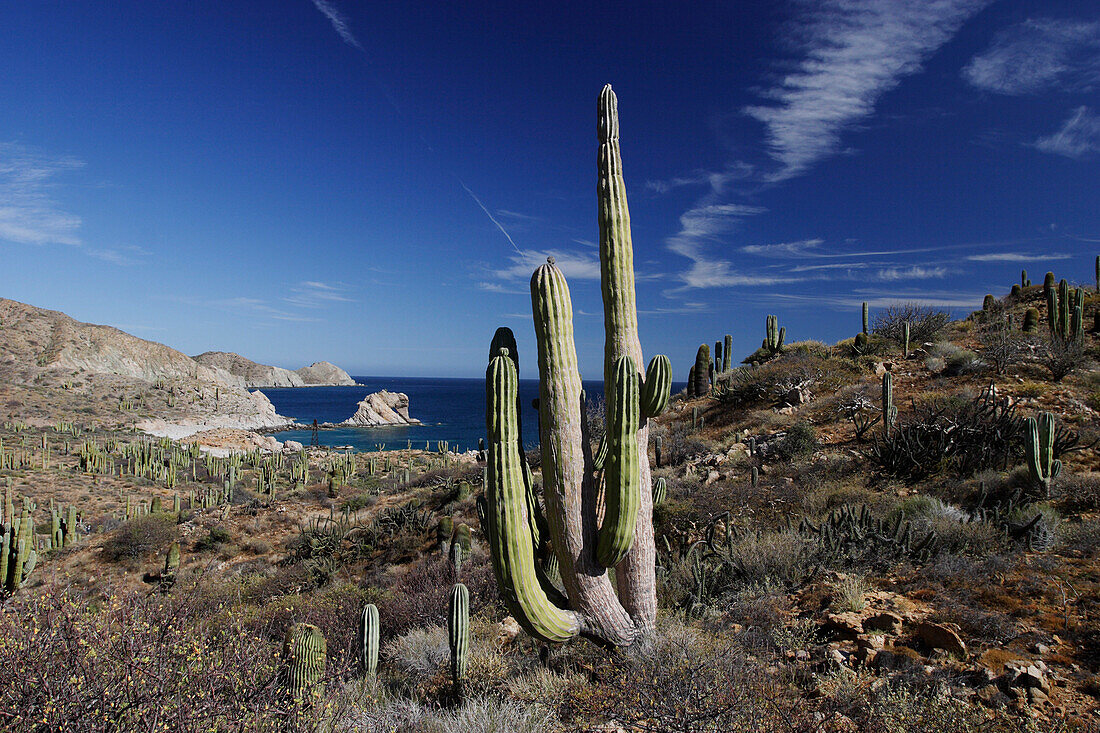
(306, 0, 524, 257)
(309, 0, 361, 49)
(457, 179, 524, 256)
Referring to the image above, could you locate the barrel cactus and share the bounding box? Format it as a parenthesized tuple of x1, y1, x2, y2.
(283, 623, 326, 701)
(1023, 307, 1040, 333)
(448, 583, 469, 687)
(361, 604, 380, 679)
(482, 86, 669, 648)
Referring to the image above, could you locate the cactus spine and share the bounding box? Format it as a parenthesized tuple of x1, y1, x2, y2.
(723, 334, 732, 372)
(361, 604, 379, 679)
(1025, 412, 1061, 495)
(482, 86, 667, 648)
(693, 344, 710, 397)
(448, 583, 469, 687)
(283, 623, 326, 702)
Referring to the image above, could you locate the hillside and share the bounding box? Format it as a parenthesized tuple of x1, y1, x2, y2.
(0, 272, 1097, 730)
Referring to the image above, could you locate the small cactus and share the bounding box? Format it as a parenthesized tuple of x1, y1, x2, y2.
(448, 583, 469, 688)
(1025, 412, 1061, 496)
(361, 604, 380, 679)
(722, 334, 732, 372)
(882, 372, 897, 436)
(862, 302, 869, 335)
(1023, 307, 1040, 333)
(652, 477, 667, 507)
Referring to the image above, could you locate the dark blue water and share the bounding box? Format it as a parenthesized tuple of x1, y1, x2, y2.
(262, 376, 684, 453)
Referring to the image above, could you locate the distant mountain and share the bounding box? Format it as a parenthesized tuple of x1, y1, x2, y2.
(192, 353, 355, 388)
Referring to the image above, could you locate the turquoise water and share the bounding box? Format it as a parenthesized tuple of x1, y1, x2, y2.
(263, 376, 684, 453)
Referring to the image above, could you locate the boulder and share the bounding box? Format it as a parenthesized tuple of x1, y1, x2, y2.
(283, 440, 304, 452)
(342, 391, 421, 426)
(916, 621, 967, 658)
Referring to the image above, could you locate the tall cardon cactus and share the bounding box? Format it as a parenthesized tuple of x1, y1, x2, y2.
(483, 86, 670, 648)
(1025, 412, 1061, 496)
(722, 334, 732, 372)
(693, 344, 710, 397)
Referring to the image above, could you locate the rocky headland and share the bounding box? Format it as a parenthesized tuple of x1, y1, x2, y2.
(192, 352, 355, 388)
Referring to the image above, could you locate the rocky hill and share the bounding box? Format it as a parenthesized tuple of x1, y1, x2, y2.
(0, 298, 288, 436)
(192, 353, 355, 387)
(296, 361, 356, 386)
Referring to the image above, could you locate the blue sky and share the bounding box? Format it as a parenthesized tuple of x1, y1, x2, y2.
(1, 1, 1097, 378)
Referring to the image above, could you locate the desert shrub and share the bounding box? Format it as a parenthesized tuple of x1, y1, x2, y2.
(652, 422, 708, 465)
(867, 386, 1024, 479)
(101, 515, 176, 561)
(194, 525, 233, 553)
(830, 574, 869, 613)
(872, 303, 951, 345)
(942, 347, 982, 376)
(773, 421, 817, 462)
(717, 350, 859, 408)
(1016, 380, 1047, 399)
(1054, 472, 1100, 510)
(384, 625, 449, 678)
(1043, 336, 1087, 381)
(370, 553, 497, 637)
(1058, 519, 1100, 558)
(0, 587, 288, 730)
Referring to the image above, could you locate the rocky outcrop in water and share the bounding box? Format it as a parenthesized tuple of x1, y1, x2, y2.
(296, 361, 355, 386)
(341, 391, 421, 426)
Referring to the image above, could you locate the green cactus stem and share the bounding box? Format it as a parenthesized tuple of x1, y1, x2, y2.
(693, 344, 710, 397)
(764, 315, 785, 355)
(640, 355, 671, 418)
(651, 477, 667, 507)
(448, 583, 469, 688)
(723, 334, 732, 372)
(654, 435, 663, 468)
(1023, 308, 1040, 333)
(361, 604, 379, 679)
(882, 372, 896, 436)
(1022, 269, 1030, 288)
(862, 302, 869, 335)
(283, 623, 326, 702)
(1043, 271, 1055, 298)
(902, 322, 911, 358)
(164, 542, 181, 575)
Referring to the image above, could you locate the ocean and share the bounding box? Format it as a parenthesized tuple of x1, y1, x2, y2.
(262, 376, 685, 453)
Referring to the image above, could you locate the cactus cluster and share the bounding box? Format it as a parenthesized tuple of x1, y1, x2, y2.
(799, 504, 936, 564)
(1047, 278, 1084, 343)
(482, 86, 669, 648)
(1025, 411, 1061, 496)
(1, 503, 37, 592)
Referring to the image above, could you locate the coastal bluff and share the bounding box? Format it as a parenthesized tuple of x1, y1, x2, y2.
(192, 352, 355, 388)
(341, 390, 421, 426)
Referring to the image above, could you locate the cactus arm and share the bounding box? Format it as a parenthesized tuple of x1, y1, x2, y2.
(597, 356, 641, 567)
(640, 355, 671, 418)
(485, 348, 578, 643)
(531, 261, 636, 646)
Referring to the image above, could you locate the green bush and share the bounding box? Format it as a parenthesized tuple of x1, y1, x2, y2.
(101, 515, 176, 562)
(774, 422, 817, 462)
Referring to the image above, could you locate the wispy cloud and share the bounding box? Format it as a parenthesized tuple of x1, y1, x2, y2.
(309, 0, 361, 49)
(744, 0, 990, 182)
(873, 265, 948, 281)
(966, 252, 1072, 262)
(741, 239, 824, 257)
(664, 203, 781, 290)
(283, 280, 355, 308)
(87, 244, 150, 266)
(645, 163, 755, 195)
(0, 143, 84, 246)
(489, 248, 602, 283)
(963, 18, 1100, 95)
(1035, 106, 1100, 159)
(772, 290, 984, 310)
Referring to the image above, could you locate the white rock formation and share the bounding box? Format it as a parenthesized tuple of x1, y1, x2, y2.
(296, 361, 356, 386)
(342, 391, 421, 426)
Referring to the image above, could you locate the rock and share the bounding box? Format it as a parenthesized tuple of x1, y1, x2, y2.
(495, 616, 522, 647)
(916, 621, 967, 658)
(342, 391, 421, 426)
(193, 351, 307, 387)
(295, 361, 356, 386)
(825, 613, 865, 639)
(863, 612, 904, 635)
(704, 470, 720, 486)
(283, 440, 304, 452)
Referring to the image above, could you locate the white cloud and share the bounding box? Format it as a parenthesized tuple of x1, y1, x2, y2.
(744, 0, 990, 181)
(741, 239, 824, 257)
(966, 252, 1072, 262)
(489, 249, 602, 283)
(283, 280, 354, 308)
(645, 163, 755, 195)
(1035, 107, 1100, 159)
(309, 0, 361, 49)
(873, 266, 948, 281)
(963, 18, 1100, 95)
(0, 143, 84, 246)
(87, 245, 150, 266)
(663, 203, 786, 290)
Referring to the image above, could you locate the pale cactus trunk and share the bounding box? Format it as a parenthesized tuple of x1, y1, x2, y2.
(597, 84, 655, 630)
